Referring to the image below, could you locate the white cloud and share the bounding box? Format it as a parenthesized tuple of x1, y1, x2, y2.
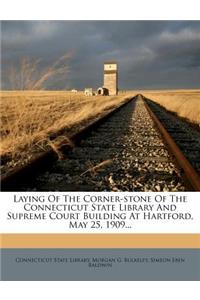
(159, 28, 200, 43)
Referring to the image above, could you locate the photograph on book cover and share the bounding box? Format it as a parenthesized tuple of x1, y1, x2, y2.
(0, 20, 200, 281)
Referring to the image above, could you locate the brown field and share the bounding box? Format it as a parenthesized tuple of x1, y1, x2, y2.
(131, 89, 200, 125)
(0, 91, 131, 172)
(1, 89, 199, 174)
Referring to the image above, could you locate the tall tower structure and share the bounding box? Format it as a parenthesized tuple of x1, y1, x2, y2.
(103, 61, 118, 95)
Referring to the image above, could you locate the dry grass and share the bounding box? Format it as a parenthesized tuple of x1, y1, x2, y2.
(47, 136, 75, 160)
(80, 159, 113, 176)
(2, 88, 198, 174)
(8, 54, 71, 90)
(0, 91, 130, 171)
(130, 89, 200, 125)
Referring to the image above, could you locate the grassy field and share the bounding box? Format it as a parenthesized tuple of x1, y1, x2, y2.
(0, 91, 131, 173)
(1, 89, 199, 174)
(132, 89, 200, 125)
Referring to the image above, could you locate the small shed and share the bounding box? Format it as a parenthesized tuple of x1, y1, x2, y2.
(84, 88, 93, 96)
(97, 87, 109, 96)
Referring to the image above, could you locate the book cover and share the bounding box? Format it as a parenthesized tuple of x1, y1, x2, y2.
(1, 20, 200, 281)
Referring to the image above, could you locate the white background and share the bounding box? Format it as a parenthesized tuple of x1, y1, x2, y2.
(0, 282, 200, 300)
(1, 0, 200, 297)
(1, 192, 200, 233)
(1, 0, 200, 20)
